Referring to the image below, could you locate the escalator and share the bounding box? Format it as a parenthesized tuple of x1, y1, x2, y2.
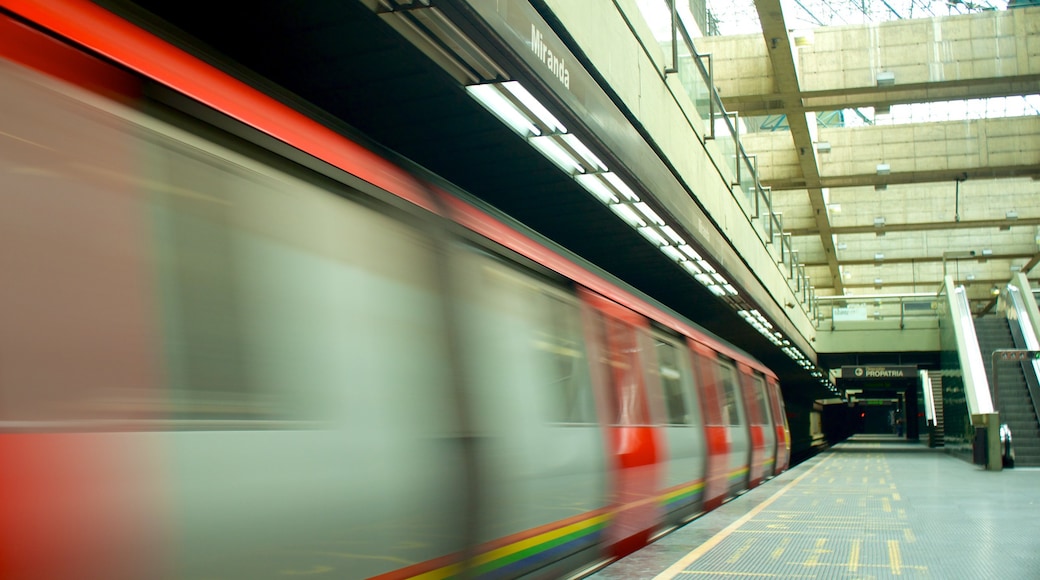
(976, 287, 1040, 467)
(938, 276, 1040, 467)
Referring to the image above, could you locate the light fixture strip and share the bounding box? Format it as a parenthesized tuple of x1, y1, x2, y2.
(681, 260, 703, 275)
(633, 202, 666, 226)
(560, 134, 607, 172)
(662, 245, 685, 262)
(680, 245, 702, 261)
(660, 226, 685, 246)
(638, 226, 668, 247)
(466, 83, 540, 137)
(602, 172, 640, 202)
(501, 80, 567, 134)
(529, 135, 585, 175)
(609, 203, 646, 228)
(574, 174, 618, 204)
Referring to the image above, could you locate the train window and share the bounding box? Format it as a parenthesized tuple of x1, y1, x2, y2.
(591, 313, 651, 426)
(538, 294, 596, 424)
(715, 362, 742, 426)
(691, 348, 723, 425)
(463, 254, 596, 425)
(752, 376, 771, 425)
(656, 339, 690, 425)
(771, 381, 787, 428)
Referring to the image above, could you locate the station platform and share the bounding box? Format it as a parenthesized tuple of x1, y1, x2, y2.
(590, 434, 1040, 578)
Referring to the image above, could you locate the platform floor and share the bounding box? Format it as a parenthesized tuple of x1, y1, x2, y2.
(590, 435, 1040, 579)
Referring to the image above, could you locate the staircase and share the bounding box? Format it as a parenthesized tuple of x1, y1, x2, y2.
(974, 316, 1040, 466)
(929, 373, 944, 447)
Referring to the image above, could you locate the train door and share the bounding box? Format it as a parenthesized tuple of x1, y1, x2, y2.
(714, 360, 751, 496)
(689, 343, 729, 511)
(650, 330, 707, 527)
(453, 254, 610, 577)
(768, 378, 791, 473)
(579, 289, 662, 558)
(740, 367, 774, 485)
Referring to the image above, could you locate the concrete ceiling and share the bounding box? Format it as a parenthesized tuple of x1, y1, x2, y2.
(699, 4, 1040, 312)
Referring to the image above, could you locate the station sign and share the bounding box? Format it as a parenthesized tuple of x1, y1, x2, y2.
(841, 365, 917, 379)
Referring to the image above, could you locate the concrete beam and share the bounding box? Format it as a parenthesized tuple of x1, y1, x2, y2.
(748, 116, 1040, 190)
(801, 251, 1036, 267)
(698, 8, 1040, 115)
(788, 216, 1040, 236)
(754, 0, 843, 293)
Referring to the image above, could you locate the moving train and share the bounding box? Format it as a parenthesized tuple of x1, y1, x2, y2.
(0, 2, 790, 578)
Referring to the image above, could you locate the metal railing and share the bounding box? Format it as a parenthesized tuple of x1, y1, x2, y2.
(631, 0, 802, 307)
(814, 291, 940, 330)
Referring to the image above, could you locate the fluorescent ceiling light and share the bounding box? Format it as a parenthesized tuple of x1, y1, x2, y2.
(708, 285, 727, 297)
(697, 260, 716, 273)
(711, 273, 728, 285)
(529, 135, 584, 174)
(661, 245, 685, 262)
(633, 202, 666, 226)
(724, 284, 738, 295)
(609, 203, 646, 228)
(466, 84, 540, 136)
(637, 226, 668, 247)
(694, 273, 713, 286)
(681, 260, 703, 275)
(574, 174, 618, 204)
(680, 245, 702, 261)
(602, 172, 640, 202)
(501, 80, 567, 133)
(560, 134, 607, 172)
(660, 226, 685, 246)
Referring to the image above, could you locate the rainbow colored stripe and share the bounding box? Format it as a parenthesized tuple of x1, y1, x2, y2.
(384, 478, 715, 578)
(401, 511, 610, 579)
(659, 479, 705, 512)
(727, 466, 749, 486)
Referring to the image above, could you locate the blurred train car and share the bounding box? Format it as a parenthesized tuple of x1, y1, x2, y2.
(0, 2, 790, 578)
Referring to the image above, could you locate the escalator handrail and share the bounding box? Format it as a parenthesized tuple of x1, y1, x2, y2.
(945, 276, 994, 417)
(1004, 286, 1040, 425)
